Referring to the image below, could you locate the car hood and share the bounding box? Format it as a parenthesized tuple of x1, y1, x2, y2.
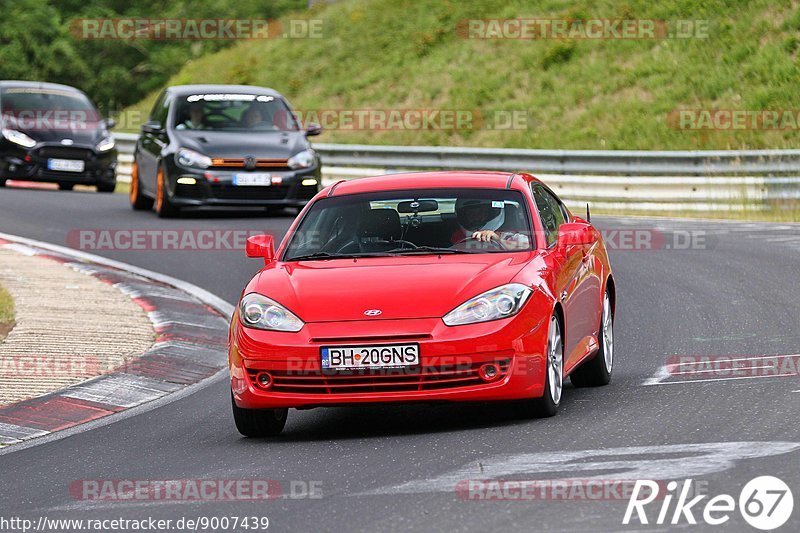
(6, 122, 107, 146)
(249, 253, 535, 323)
(174, 130, 310, 159)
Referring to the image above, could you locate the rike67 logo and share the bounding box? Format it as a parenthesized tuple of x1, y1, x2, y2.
(624, 476, 794, 530)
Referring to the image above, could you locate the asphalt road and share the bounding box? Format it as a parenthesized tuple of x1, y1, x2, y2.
(0, 185, 799, 532)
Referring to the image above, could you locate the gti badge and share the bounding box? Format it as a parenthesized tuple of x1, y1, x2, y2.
(363, 309, 382, 316)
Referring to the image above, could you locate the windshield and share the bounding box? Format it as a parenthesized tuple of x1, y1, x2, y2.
(283, 188, 534, 261)
(1, 88, 99, 129)
(174, 93, 300, 132)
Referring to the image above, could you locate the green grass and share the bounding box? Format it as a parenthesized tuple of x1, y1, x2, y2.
(0, 284, 14, 341)
(119, 0, 800, 150)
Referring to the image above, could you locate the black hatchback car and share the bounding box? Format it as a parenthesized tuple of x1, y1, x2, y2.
(131, 84, 322, 217)
(0, 81, 117, 191)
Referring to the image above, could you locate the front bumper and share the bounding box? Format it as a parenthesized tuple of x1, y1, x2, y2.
(229, 306, 550, 410)
(166, 162, 321, 208)
(0, 142, 117, 184)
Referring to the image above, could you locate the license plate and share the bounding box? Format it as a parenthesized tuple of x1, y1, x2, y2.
(48, 158, 85, 172)
(233, 173, 271, 186)
(321, 344, 419, 370)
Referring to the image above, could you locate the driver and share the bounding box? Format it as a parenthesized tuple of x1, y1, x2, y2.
(454, 198, 530, 250)
(176, 102, 205, 130)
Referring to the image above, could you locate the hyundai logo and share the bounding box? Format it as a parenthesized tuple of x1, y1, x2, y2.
(363, 309, 382, 316)
(61, 139, 74, 146)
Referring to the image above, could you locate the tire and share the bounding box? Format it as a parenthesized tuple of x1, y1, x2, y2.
(571, 290, 614, 387)
(58, 183, 74, 191)
(97, 181, 116, 193)
(231, 394, 288, 437)
(129, 161, 154, 210)
(154, 164, 180, 218)
(516, 314, 563, 418)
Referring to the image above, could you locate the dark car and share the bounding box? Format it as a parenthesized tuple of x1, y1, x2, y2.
(0, 81, 117, 192)
(130, 84, 322, 217)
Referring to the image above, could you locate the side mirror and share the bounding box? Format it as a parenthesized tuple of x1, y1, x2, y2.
(104, 118, 117, 130)
(141, 120, 163, 134)
(558, 222, 594, 247)
(305, 122, 322, 136)
(246, 235, 275, 264)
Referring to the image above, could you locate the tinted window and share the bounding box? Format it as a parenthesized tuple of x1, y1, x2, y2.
(173, 93, 300, 131)
(532, 185, 567, 247)
(150, 91, 170, 126)
(0, 87, 100, 129)
(284, 188, 533, 260)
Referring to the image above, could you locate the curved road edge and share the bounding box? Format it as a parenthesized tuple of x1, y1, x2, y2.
(0, 231, 235, 456)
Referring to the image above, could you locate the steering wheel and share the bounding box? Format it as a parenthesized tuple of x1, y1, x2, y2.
(452, 235, 509, 251)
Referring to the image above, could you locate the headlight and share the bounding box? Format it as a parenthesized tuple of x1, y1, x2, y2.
(287, 148, 316, 169)
(176, 148, 212, 169)
(96, 137, 115, 152)
(239, 293, 304, 332)
(1, 128, 36, 148)
(443, 283, 532, 326)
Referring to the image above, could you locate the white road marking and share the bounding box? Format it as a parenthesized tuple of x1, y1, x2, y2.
(644, 354, 800, 385)
(0, 423, 49, 445)
(361, 441, 800, 496)
(668, 355, 800, 367)
(646, 373, 799, 385)
(62, 374, 182, 408)
(641, 365, 671, 386)
(2, 243, 38, 256)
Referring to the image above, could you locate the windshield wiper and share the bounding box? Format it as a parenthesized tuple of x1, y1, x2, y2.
(288, 251, 391, 261)
(385, 246, 474, 255)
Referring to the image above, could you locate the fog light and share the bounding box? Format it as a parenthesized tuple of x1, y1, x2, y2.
(478, 363, 499, 382)
(255, 372, 273, 390)
(176, 177, 197, 185)
(301, 178, 318, 186)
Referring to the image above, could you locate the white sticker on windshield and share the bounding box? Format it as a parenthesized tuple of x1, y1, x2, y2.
(492, 201, 504, 208)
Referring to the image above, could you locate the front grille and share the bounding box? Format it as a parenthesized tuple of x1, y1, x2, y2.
(210, 158, 289, 170)
(37, 147, 94, 160)
(175, 183, 204, 199)
(211, 185, 290, 200)
(246, 359, 511, 394)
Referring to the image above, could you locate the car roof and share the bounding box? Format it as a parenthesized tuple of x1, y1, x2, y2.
(327, 171, 541, 196)
(0, 80, 86, 94)
(165, 84, 283, 98)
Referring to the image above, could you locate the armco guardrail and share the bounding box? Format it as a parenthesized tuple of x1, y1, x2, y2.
(113, 132, 800, 212)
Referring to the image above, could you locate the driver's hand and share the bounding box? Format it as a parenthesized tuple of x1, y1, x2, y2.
(472, 230, 498, 242)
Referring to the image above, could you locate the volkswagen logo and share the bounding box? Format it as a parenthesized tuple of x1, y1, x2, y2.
(363, 309, 382, 316)
(244, 156, 257, 170)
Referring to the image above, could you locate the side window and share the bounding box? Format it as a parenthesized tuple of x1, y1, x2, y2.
(149, 91, 165, 122)
(154, 96, 170, 126)
(148, 91, 170, 126)
(532, 186, 567, 247)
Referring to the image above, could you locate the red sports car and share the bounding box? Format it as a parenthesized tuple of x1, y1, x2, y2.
(229, 171, 615, 436)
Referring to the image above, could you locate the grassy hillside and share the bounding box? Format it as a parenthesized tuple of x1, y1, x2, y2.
(120, 0, 800, 150)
